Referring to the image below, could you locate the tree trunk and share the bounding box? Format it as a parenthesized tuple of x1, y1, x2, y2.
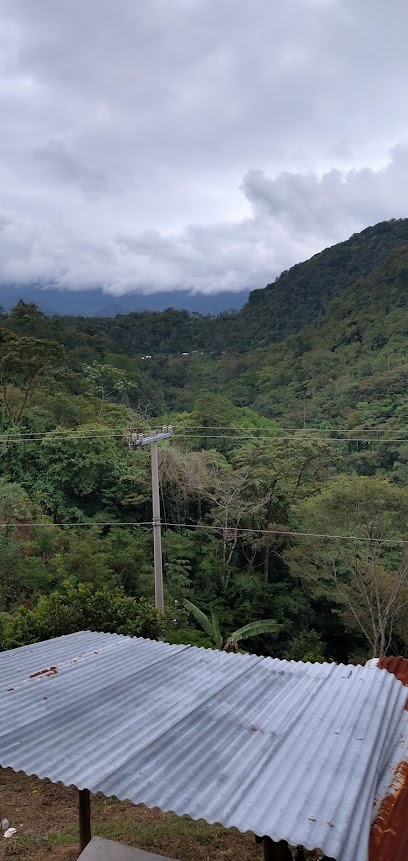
(263, 545, 270, 585)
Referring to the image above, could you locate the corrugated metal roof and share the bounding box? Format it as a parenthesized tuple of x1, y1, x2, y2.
(1, 633, 408, 861)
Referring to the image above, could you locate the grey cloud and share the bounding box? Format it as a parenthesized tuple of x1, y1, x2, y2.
(242, 145, 408, 239)
(35, 141, 113, 197)
(0, 0, 408, 295)
(4, 0, 408, 173)
(0, 200, 312, 293)
(3, 145, 408, 294)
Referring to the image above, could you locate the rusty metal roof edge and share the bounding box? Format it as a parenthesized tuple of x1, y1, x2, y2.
(369, 656, 408, 861)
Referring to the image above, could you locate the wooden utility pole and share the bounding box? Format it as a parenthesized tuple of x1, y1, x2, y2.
(130, 426, 173, 611)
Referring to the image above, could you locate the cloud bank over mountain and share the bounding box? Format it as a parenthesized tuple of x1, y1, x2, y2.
(1, 0, 408, 294)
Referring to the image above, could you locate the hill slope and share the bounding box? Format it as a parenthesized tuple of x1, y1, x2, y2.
(65, 218, 408, 354)
(233, 218, 408, 349)
(2, 219, 408, 428)
(185, 245, 408, 429)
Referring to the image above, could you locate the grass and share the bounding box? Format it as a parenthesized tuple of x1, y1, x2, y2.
(0, 769, 263, 861)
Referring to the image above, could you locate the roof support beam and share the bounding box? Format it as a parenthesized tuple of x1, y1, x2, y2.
(263, 836, 292, 861)
(79, 788, 92, 853)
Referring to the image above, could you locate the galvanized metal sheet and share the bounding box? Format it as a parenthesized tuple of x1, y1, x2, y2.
(1, 633, 407, 861)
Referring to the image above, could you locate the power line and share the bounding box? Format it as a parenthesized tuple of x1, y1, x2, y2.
(0, 429, 126, 442)
(3, 518, 408, 545)
(4, 428, 121, 438)
(0, 521, 153, 528)
(173, 425, 407, 434)
(2, 428, 408, 445)
(0, 420, 406, 440)
(176, 434, 408, 443)
(162, 522, 408, 545)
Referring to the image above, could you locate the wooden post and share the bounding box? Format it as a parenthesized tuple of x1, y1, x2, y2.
(263, 836, 292, 861)
(78, 789, 91, 853)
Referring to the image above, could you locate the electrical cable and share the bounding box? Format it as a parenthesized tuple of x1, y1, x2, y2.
(1, 429, 408, 444)
(4, 519, 408, 545)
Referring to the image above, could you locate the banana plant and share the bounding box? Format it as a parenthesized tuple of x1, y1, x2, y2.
(183, 598, 279, 651)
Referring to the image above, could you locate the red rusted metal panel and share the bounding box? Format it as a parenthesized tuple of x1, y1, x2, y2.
(378, 656, 408, 690)
(369, 657, 408, 861)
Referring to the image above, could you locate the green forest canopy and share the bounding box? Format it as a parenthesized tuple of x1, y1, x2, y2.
(1, 219, 408, 663)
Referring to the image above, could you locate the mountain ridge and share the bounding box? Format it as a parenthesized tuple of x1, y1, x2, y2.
(3, 219, 408, 341)
(186, 243, 408, 428)
(54, 218, 408, 356)
(0, 286, 250, 318)
(233, 218, 408, 349)
(3, 229, 408, 434)
(3, 217, 408, 372)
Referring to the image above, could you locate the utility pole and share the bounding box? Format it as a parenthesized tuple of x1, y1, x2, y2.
(130, 426, 173, 611)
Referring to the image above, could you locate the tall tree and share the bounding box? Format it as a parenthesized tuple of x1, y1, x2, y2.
(231, 437, 337, 585)
(0, 331, 65, 425)
(83, 361, 137, 416)
(288, 476, 408, 657)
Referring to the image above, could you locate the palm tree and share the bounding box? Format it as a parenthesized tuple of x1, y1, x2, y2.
(183, 599, 279, 652)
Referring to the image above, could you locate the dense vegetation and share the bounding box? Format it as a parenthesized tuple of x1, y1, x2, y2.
(1, 219, 408, 662)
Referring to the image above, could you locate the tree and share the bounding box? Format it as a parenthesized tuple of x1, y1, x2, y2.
(283, 630, 326, 663)
(183, 598, 279, 652)
(159, 445, 213, 523)
(83, 361, 137, 416)
(165, 448, 276, 591)
(289, 476, 408, 657)
(162, 530, 194, 599)
(0, 480, 35, 536)
(0, 581, 164, 650)
(0, 331, 65, 425)
(8, 301, 46, 323)
(232, 437, 337, 585)
(32, 424, 150, 521)
(0, 480, 57, 610)
(162, 449, 245, 591)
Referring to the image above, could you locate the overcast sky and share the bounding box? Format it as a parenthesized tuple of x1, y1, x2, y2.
(1, 0, 408, 295)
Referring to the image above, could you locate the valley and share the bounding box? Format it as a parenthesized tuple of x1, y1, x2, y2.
(1, 218, 408, 664)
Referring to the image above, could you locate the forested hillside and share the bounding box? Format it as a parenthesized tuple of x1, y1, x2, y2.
(235, 217, 408, 348)
(181, 244, 408, 431)
(1, 220, 408, 664)
(65, 217, 408, 355)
